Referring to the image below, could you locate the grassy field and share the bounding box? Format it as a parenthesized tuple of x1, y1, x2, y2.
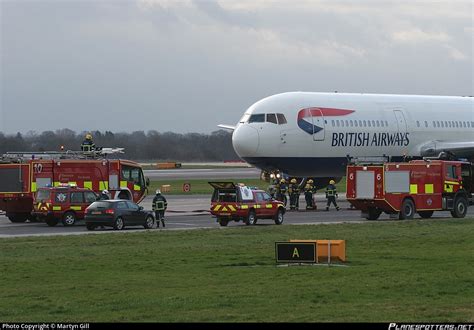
(1, 219, 473, 322)
(147, 178, 347, 195)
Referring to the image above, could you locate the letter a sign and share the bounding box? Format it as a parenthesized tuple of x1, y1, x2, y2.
(275, 242, 316, 263)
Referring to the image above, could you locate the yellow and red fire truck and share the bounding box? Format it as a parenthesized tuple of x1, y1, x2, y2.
(346, 159, 473, 220)
(0, 149, 149, 223)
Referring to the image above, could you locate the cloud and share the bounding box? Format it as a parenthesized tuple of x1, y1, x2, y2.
(391, 28, 451, 43)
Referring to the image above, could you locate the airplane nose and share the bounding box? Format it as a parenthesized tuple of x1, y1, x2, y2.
(232, 124, 260, 157)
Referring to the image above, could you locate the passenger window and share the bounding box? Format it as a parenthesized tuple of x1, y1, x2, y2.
(84, 192, 98, 203)
(70, 192, 84, 204)
(262, 192, 272, 201)
(277, 114, 287, 124)
(55, 192, 68, 203)
(445, 165, 457, 179)
(117, 202, 128, 209)
(126, 201, 139, 210)
(248, 114, 265, 123)
(266, 113, 278, 124)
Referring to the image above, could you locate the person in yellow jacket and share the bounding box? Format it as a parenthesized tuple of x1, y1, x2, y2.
(304, 179, 315, 210)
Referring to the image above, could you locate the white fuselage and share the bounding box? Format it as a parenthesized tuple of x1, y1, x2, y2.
(232, 92, 474, 177)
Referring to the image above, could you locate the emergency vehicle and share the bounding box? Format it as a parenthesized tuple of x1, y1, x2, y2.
(0, 149, 149, 223)
(33, 184, 99, 226)
(209, 182, 285, 226)
(346, 159, 473, 220)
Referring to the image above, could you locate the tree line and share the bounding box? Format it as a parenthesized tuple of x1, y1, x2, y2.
(0, 129, 239, 161)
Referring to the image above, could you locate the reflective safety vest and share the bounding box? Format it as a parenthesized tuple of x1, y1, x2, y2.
(153, 195, 168, 211)
(304, 184, 313, 193)
(81, 141, 95, 152)
(326, 184, 337, 197)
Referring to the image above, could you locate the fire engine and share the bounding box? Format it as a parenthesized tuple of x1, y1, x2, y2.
(0, 149, 149, 223)
(346, 159, 473, 220)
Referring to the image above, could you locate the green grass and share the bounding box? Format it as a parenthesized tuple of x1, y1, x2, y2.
(147, 177, 347, 195)
(1, 219, 473, 322)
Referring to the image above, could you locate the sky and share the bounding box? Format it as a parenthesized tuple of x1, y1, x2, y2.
(1, 0, 473, 134)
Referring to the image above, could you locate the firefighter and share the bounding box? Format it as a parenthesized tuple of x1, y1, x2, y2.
(152, 189, 168, 228)
(276, 178, 288, 207)
(81, 133, 96, 152)
(304, 179, 315, 210)
(288, 178, 300, 211)
(98, 189, 111, 200)
(325, 179, 340, 211)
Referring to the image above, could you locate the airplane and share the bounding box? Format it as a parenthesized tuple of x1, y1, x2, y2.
(220, 92, 474, 189)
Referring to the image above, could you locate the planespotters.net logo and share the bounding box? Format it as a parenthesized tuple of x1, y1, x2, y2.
(388, 324, 473, 330)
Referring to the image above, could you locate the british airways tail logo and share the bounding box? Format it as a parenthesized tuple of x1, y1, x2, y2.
(297, 108, 355, 135)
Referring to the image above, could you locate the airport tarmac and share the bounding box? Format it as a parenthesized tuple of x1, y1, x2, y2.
(1, 194, 472, 238)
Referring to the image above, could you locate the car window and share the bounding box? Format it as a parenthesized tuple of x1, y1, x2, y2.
(55, 192, 68, 203)
(126, 201, 139, 210)
(89, 201, 112, 209)
(70, 192, 84, 204)
(116, 201, 128, 210)
(255, 192, 265, 202)
(84, 191, 98, 203)
(36, 190, 50, 201)
(262, 192, 272, 201)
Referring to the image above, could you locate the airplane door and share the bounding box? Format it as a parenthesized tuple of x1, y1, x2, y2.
(393, 110, 407, 133)
(311, 108, 325, 141)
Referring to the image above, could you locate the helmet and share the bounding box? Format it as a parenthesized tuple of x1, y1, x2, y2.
(102, 189, 109, 195)
(85, 133, 92, 140)
(155, 189, 161, 194)
(280, 179, 286, 183)
(308, 179, 313, 184)
(329, 180, 335, 185)
(290, 178, 297, 183)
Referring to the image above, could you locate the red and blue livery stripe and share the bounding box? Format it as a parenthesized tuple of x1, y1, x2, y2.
(297, 107, 355, 135)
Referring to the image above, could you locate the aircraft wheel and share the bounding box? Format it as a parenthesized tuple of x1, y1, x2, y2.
(418, 211, 434, 219)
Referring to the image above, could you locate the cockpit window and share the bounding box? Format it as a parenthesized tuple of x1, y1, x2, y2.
(266, 114, 278, 124)
(277, 114, 287, 124)
(248, 114, 265, 123)
(239, 113, 251, 123)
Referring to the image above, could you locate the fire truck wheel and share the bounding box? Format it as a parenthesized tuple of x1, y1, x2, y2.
(274, 209, 284, 225)
(366, 208, 382, 220)
(218, 218, 228, 227)
(246, 210, 257, 225)
(451, 197, 468, 218)
(144, 216, 155, 229)
(62, 212, 77, 226)
(46, 218, 59, 227)
(399, 199, 415, 220)
(418, 211, 434, 219)
(113, 217, 125, 230)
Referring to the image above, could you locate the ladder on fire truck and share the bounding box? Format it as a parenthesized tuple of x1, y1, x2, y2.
(1, 148, 125, 163)
(347, 155, 390, 165)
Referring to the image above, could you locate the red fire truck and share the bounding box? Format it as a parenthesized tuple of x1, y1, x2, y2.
(0, 150, 149, 223)
(346, 159, 473, 220)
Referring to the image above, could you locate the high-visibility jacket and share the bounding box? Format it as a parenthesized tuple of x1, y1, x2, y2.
(152, 194, 168, 211)
(81, 140, 95, 152)
(325, 184, 337, 197)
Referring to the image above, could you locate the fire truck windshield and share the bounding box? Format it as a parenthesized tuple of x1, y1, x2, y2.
(121, 165, 145, 188)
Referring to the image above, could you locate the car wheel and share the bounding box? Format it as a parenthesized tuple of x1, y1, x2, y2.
(86, 224, 96, 231)
(218, 218, 229, 227)
(46, 218, 59, 227)
(62, 211, 77, 226)
(246, 210, 256, 225)
(418, 211, 434, 219)
(144, 215, 155, 229)
(274, 209, 284, 225)
(113, 217, 125, 230)
(366, 208, 382, 220)
(399, 199, 415, 220)
(451, 197, 467, 218)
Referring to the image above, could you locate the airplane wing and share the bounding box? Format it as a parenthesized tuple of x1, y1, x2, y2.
(217, 124, 236, 131)
(419, 141, 474, 159)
